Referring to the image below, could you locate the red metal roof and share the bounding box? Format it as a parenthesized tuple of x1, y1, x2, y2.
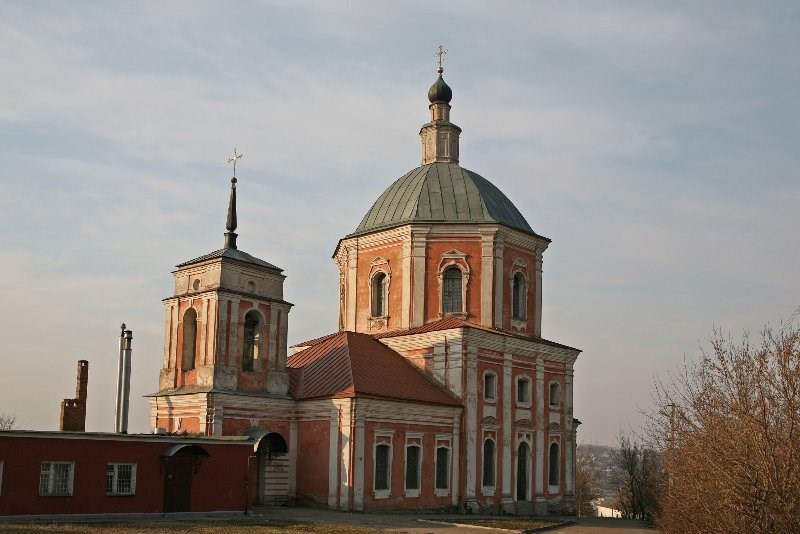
(287, 331, 459, 405)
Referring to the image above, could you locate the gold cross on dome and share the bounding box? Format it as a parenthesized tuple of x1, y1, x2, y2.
(227, 148, 243, 178)
(435, 45, 447, 73)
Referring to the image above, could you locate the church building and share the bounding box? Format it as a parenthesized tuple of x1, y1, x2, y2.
(147, 63, 581, 515)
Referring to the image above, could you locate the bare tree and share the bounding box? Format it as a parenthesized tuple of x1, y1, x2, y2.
(575, 446, 601, 517)
(650, 324, 800, 534)
(613, 433, 662, 522)
(0, 413, 16, 430)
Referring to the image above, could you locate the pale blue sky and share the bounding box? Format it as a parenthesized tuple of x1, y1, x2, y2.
(0, 1, 798, 445)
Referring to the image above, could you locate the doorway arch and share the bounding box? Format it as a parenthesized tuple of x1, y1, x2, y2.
(244, 429, 289, 505)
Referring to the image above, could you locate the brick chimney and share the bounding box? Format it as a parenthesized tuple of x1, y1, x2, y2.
(60, 360, 88, 431)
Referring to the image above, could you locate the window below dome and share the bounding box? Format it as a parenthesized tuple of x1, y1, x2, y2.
(512, 272, 527, 320)
(371, 272, 388, 318)
(442, 267, 463, 314)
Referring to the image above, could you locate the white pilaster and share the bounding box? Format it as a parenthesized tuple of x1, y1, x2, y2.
(353, 404, 365, 511)
(452, 409, 461, 507)
(346, 246, 358, 331)
(411, 228, 429, 328)
(534, 252, 543, 337)
(565, 363, 575, 495)
(464, 347, 479, 511)
(328, 410, 340, 509)
(339, 401, 353, 511)
(534, 356, 546, 513)
(289, 416, 298, 498)
(493, 236, 505, 329)
(228, 299, 240, 367)
(501, 352, 514, 511)
(480, 229, 496, 328)
(268, 307, 279, 369)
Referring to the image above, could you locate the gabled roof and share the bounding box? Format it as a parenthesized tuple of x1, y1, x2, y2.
(176, 246, 282, 272)
(286, 331, 459, 406)
(373, 317, 581, 352)
(350, 163, 546, 239)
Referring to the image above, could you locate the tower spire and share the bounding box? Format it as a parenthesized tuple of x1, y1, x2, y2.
(224, 148, 242, 249)
(421, 46, 461, 165)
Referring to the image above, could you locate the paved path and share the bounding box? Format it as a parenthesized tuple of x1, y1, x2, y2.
(254, 506, 655, 534)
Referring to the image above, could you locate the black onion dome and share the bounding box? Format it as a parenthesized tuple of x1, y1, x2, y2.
(428, 74, 453, 104)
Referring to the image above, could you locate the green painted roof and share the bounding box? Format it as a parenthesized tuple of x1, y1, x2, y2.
(351, 163, 536, 237)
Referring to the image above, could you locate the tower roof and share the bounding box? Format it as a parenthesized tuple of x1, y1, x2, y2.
(350, 162, 541, 238)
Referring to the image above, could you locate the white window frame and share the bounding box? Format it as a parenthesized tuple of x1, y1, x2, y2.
(39, 461, 74, 496)
(516, 375, 532, 407)
(434, 434, 452, 497)
(370, 270, 389, 319)
(404, 432, 423, 498)
(481, 437, 497, 496)
(548, 440, 561, 492)
(510, 271, 528, 321)
(106, 463, 137, 496)
(373, 430, 394, 499)
(483, 370, 497, 402)
(549, 381, 561, 408)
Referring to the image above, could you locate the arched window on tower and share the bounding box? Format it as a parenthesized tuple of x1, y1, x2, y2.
(443, 267, 463, 314)
(242, 310, 262, 372)
(512, 272, 526, 320)
(371, 272, 388, 317)
(181, 308, 197, 371)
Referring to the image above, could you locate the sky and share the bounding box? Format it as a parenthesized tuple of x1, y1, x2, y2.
(0, 1, 798, 446)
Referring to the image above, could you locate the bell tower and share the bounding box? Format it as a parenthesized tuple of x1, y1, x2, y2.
(149, 155, 293, 435)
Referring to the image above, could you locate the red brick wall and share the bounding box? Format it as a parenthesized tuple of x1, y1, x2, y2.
(294, 420, 330, 506)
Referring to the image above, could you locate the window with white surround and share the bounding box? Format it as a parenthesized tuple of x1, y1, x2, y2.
(405, 446, 421, 496)
(482, 438, 496, 489)
(39, 462, 74, 496)
(512, 272, 527, 320)
(549, 442, 560, 488)
(442, 267, 463, 314)
(106, 463, 136, 496)
(371, 272, 388, 317)
(483, 371, 497, 402)
(435, 447, 449, 492)
(517, 377, 531, 405)
(549, 382, 561, 408)
(373, 430, 394, 499)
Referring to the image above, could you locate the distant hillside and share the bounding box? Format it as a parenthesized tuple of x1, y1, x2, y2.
(578, 443, 619, 501)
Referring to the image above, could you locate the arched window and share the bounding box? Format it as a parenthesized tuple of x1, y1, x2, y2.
(549, 442, 560, 486)
(371, 272, 387, 317)
(549, 382, 561, 408)
(242, 310, 261, 372)
(512, 272, 526, 320)
(442, 267, 463, 314)
(482, 438, 496, 487)
(181, 308, 197, 371)
(375, 443, 391, 491)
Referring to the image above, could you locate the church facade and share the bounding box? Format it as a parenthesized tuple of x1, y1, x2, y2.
(148, 67, 581, 515)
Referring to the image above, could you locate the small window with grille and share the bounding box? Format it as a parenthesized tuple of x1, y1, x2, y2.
(106, 463, 137, 496)
(39, 462, 74, 496)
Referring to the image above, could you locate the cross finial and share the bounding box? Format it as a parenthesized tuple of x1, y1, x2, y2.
(227, 148, 243, 179)
(435, 45, 447, 74)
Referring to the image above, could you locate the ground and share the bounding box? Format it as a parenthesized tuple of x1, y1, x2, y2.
(0, 507, 655, 533)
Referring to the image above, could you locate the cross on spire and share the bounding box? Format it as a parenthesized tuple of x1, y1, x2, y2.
(228, 148, 243, 178)
(435, 45, 447, 74)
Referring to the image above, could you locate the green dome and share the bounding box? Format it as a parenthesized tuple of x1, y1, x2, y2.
(351, 163, 535, 237)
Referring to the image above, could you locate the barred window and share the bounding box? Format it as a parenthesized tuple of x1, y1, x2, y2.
(435, 447, 449, 490)
(106, 463, 137, 495)
(442, 268, 462, 313)
(375, 444, 390, 491)
(40, 462, 74, 496)
(405, 445, 420, 491)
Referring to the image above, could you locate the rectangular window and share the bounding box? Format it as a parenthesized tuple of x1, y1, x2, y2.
(39, 462, 74, 496)
(484, 372, 496, 401)
(517, 378, 530, 404)
(106, 463, 137, 495)
(405, 445, 420, 492)
(375, 444, 390, 491)
(435, 447, 449, 490)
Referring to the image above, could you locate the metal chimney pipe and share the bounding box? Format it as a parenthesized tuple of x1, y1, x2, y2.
(114, 324, 133, 433)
